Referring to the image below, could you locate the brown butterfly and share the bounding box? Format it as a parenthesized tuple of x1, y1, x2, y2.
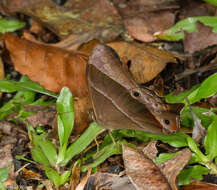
(87, 45, 180, 134)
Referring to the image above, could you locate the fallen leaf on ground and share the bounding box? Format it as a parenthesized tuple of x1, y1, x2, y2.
(113, 0, 178, 42)
(1, 0, 123, 42)
(122, 142, 191, 190)
(182, 181, 217, 190)
(24, 105, 56, 127)
(0, 144, 16, 188)
(4, 34, 88, 97)
(184, 22, 217, 54)
(84, 172, 136, 190)
(107, 41, 178, 83)
(22, 168, 41, 181)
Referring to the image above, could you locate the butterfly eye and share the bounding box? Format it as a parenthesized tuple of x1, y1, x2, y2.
(132, 90, 141, 98)
(163, 119, 170, 125)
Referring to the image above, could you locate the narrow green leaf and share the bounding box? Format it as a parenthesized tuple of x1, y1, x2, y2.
(31, 147, 50, 166)
(16, 155, 37, 164)
(204, 117, 217, 161)
(81, 141, 122, 172)
(155, 152, 178, 164)
(157, 16, 217, 41)
(203, 0, 217, 6)
(178, 165, 209, 185)
(62, 122, 103, 166)
(120, 130, 188, 148)
(0, 165, 11, 183)
(0, 78, 58, 98)
(44, 167, 61, 187)
(0, 18, 25, 33)
(38, 140, 57, 167)
(56, 87, 74, 146)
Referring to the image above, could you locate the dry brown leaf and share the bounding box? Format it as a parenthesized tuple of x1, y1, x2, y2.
(107, 41, 178, 83)
(182, 181, 217, 190)
(122, 142, 191, 190)
(123, 12, 175, 42)
(1, 0, 123, 42)
(75, 168, 92, 190)
(22, 168, 41, 181)
(113, 0, 178, 42)
(184, 22, 217, 54)
(4, 34, 88, 97)
(69, 161, 81, 190)
(123, 144, 171, 190)
(84, 172, 136, 190)
(23, 105, 56, 127)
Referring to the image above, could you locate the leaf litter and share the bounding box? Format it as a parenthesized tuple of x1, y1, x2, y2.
(0, 0, 217, 189)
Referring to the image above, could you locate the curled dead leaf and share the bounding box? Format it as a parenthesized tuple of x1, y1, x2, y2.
(123, 144, 171, 190)
(108, 41, 178, 83)
(122, 142, 191, 190)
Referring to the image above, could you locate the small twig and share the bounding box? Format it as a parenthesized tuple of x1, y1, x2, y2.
(175, 63, 217, 81)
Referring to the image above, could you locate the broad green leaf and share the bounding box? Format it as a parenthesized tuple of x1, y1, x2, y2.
(0, 165, 11, 183)
(0, 18, 25, 33)
(56, 87, 74, 146)
(0, 77, 58, 98)
(120, 130, 188, 148)
(188, 73, 217, 104)
(31, 147, 50, 166)
(155, 152, 178, 164)
(187, 137, 209, 163)
(165, 85, 199, 103)
(38, 140, 57, 167)
(181, 106, 216, 128)
(81, 141, 122, 172)
(203, 0, 217, 6)
(157, 16, 217, 41)
(44, 167, 61, 187)
(178, 165, 209, 185)
(62, 122, 103, 166)
(204, 117, 217, 161)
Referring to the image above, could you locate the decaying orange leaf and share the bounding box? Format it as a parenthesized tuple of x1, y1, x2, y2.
(108, 41, 178, 83)
(4, 34, 88, 98)
(122, 142, 191, 190)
